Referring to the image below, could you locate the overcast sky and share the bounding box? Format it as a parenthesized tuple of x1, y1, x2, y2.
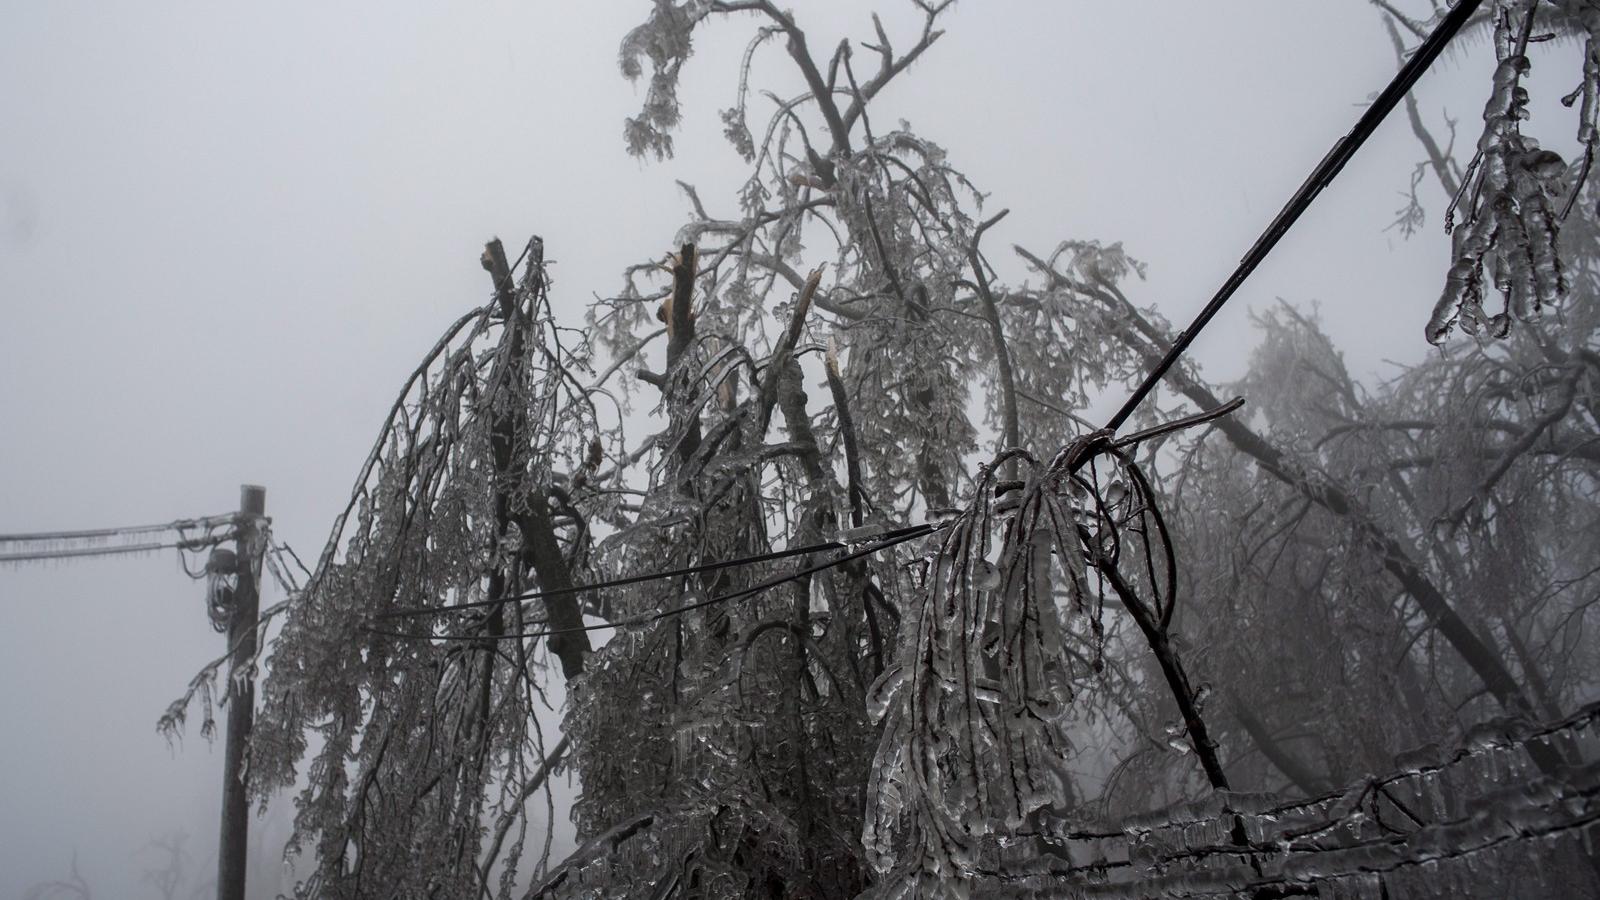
(0, 2, 1584, 896)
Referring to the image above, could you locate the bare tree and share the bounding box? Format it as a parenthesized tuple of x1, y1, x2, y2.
(24, 854, 92, 900)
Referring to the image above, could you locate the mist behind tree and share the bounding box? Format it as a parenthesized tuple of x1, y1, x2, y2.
(4, 2, 1598, 898)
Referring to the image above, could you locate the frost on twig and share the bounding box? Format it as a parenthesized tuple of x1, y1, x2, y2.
(1426, 0, 1596, 343)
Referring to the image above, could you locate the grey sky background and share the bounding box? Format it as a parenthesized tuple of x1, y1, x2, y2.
(0, 2, 1583, 896)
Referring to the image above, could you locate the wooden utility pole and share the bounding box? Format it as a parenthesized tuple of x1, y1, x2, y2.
(218, 484, 265, 900)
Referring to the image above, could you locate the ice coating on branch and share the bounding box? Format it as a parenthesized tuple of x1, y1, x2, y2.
(867, 663, 907, 725)
(248, 249, 604, 898)
(617, 1, 710, 159)
(1428, 1, 1587, 345)
(861, 440, 1135, 896)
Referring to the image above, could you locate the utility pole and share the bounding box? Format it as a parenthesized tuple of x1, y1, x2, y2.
(218, 484, 265, 900)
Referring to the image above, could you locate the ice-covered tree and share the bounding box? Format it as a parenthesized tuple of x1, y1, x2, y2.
(184, 2, 1600, 898)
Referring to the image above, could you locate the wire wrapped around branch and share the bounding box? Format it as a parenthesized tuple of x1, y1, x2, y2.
(861, 417, 1225, 896)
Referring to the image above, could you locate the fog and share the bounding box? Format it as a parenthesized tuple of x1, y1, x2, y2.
(0, 2, 1580, 896)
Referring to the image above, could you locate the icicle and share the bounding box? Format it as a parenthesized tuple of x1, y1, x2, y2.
(973, 558, 1000, 591)
(867, 664, 907, 724)
(1427, 260, 1476, 344)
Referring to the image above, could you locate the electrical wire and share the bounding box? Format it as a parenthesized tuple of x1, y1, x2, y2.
(0, 513, 235, 546)
(0, 535, 231, 565)
(364, 521, 941, 642)
(376, 521, 938, 620)
(1102, 0, 1484, 434)
(369, 400, 1242, 634)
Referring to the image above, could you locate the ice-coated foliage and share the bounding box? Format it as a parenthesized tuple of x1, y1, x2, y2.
(1425, 0, 1600, 343)
(619, 0, 712, 159)
(861, 440, 1122, 898)
(184, 3, 1600, 898)
(248, 247, 600, 898)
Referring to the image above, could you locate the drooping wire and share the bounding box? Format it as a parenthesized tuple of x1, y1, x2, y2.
(0, 513, 235, 546)
(364, 521, 942, 643)
(365, 402, 1241, 641)
(0, 536, 227, 565)
(375, 522, 938, 621)
(0, 511, 237, 568)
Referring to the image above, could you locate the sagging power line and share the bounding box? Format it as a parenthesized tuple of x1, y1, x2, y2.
(0, 538, 228, 565)
(0, 513, 237, 566)
(375, 521, 939, 622)
(364, 520, 939, 642)
(372, 400, 1247, 629)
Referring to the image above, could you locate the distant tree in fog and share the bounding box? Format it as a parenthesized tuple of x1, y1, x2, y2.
(23, 854, 91, 900)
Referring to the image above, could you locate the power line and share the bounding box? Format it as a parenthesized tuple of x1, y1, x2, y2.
(0, 513, 235, 547)
(376, 521, 938, 621)
(0, 536, 229, 565)
(369, 398, 1245, 631)
(365, 522, 939, 643)
(1102, 0, 1483, 434)
(364, 403, 1223, 642)
(0, 511, 238, 567)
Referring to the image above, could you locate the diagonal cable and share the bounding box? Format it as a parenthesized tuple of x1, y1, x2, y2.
(1103, 0, 1484, 433)
(375, 521, 937, 621)
(364, 523, 939, 642)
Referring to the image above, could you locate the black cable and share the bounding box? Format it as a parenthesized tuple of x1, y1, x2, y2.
(0, 534, 231, 564)
(375, 521, 937, 620)
(362, 619, 549, 642)
(368, 403, 1231, 636)
(0, 513, 235, 544)
(364, 523, 939, 642)
(1103, 0, 1484, 434)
